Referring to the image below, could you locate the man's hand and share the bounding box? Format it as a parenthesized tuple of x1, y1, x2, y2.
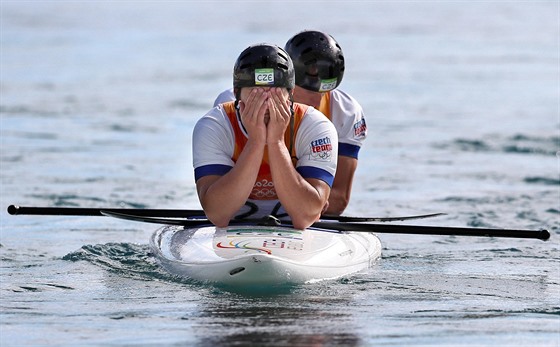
(266, 87, 292, 144)
(238, 88, 268, 145)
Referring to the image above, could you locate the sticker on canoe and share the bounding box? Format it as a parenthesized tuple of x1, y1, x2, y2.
(214, 227, 305, 255)
(226, 228, 303, 239)
(216, 238, 304, 255)
(216, 240, 272, 254)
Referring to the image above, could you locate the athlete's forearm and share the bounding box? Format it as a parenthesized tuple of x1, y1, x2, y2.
(198, 140, 265, 227)
(267, 141, 327, 229)
(324, 156, 357, 215)
(324, 189, 347, 216)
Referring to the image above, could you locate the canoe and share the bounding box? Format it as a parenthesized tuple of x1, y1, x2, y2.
(149, 224, 382, 287)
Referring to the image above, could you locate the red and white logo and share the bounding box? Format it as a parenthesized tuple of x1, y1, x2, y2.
(309, 136, 333, 161)
(353, 118, 367, 138)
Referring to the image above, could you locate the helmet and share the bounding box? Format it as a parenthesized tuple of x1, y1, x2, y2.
(233, 44, 295, 90)
(285, 30, 345, 92)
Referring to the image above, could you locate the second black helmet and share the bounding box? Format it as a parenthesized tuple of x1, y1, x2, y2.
(285, 30, 345, 92)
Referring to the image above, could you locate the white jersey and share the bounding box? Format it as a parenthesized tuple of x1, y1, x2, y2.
(213, 88, 236, 107)
(193, 102, 338, 218)
(213, 88, 367, 158)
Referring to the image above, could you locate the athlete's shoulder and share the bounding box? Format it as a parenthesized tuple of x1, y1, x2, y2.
(213, 88, 235, 107)
(299, 104, 331, 122)
(299, 105, 338, 134)
(329, 89, 363, 111)
(195, 104, 232, 129)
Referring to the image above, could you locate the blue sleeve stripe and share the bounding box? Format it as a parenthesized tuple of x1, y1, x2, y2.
(339, 143, 360, 159)
(297, 166, 335, 187)
(194, 164, 232, 181)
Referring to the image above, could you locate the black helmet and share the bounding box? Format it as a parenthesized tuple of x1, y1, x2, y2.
(285, 30, 345, 92)
(233, 44, 295, 90)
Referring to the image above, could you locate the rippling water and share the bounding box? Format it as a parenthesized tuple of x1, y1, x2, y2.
(1, 2, 559, 346)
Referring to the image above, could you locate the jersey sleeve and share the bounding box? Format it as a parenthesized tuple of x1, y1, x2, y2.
(294, 108, 339, 187)
(213, 88, 235, 107)
(192, 107, 235, 181)
(329, 89, 367, 159)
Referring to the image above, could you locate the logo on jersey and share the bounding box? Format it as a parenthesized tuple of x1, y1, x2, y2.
(318, 78, 338, 92)
(255, 68, 274, 85)
(353, 118, 367, 138)
(250, 179, 277, 199)
(309, 136, 333, 161)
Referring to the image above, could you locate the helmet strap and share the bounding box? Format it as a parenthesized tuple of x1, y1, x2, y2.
(288, 90, 296, 161)
(234, 88, 249, 134)
(234, 88, 241, 110)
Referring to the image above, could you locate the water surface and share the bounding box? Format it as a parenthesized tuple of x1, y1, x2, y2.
(1, 1, 558, 346)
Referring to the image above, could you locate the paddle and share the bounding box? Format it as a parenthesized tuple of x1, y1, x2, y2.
(98, 211, 551, 242)
(6, 205, 445, 222)
(8, 205, 550, 241)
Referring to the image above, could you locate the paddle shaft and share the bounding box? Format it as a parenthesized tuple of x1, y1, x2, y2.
(7, 205, 205, 218)
(312, 221, 551, 241)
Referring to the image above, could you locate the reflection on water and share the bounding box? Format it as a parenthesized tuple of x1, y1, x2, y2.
(195, 293, 361, 347)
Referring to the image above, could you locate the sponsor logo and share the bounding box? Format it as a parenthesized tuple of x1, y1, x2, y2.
(216, 240, 272, 254)
(227, 229, 303, 238)
(250, 179, 276, 199)
(263, 239, 303, 251)
(255, 68, 274, 85)
(309, 136, 333, 161)
(353, 118, 367, 138)
(216, 237, 304, 255)
(339, 249, 354, 257)
(318, 77, 338, 92)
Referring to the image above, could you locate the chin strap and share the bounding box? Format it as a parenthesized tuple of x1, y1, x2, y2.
(288, 93, 297, 164)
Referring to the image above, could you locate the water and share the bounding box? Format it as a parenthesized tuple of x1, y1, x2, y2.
(1, 1, 559, 346)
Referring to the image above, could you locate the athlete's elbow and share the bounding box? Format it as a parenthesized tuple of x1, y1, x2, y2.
(203, 208, 233, 228)
(291, 219, 313, 230)
(325, 198, 349, 216)
(209, 216, 230, 228)
(290, 212, 321, 230)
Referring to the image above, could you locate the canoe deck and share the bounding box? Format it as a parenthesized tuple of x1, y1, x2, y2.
(150, 225, 382, 286)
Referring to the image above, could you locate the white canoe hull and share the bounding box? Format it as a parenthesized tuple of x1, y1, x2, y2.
(150, 225, 382, 286)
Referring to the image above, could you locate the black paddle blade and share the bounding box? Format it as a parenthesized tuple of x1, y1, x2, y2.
(100, 211, 212, 226)
(99, 211, 291, 228)
(321, 212, 447, 222)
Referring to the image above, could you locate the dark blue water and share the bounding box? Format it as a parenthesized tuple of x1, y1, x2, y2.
(1, 2, 558, 346)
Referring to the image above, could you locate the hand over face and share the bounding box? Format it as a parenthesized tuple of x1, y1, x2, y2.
(238, 87, 291, 145)
(265, 87, 291, 144)
(238, 87, 268, 144)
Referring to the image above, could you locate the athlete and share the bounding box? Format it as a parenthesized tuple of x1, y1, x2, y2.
(193, 44, 338, 229)
(214, 30, 367, 215)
